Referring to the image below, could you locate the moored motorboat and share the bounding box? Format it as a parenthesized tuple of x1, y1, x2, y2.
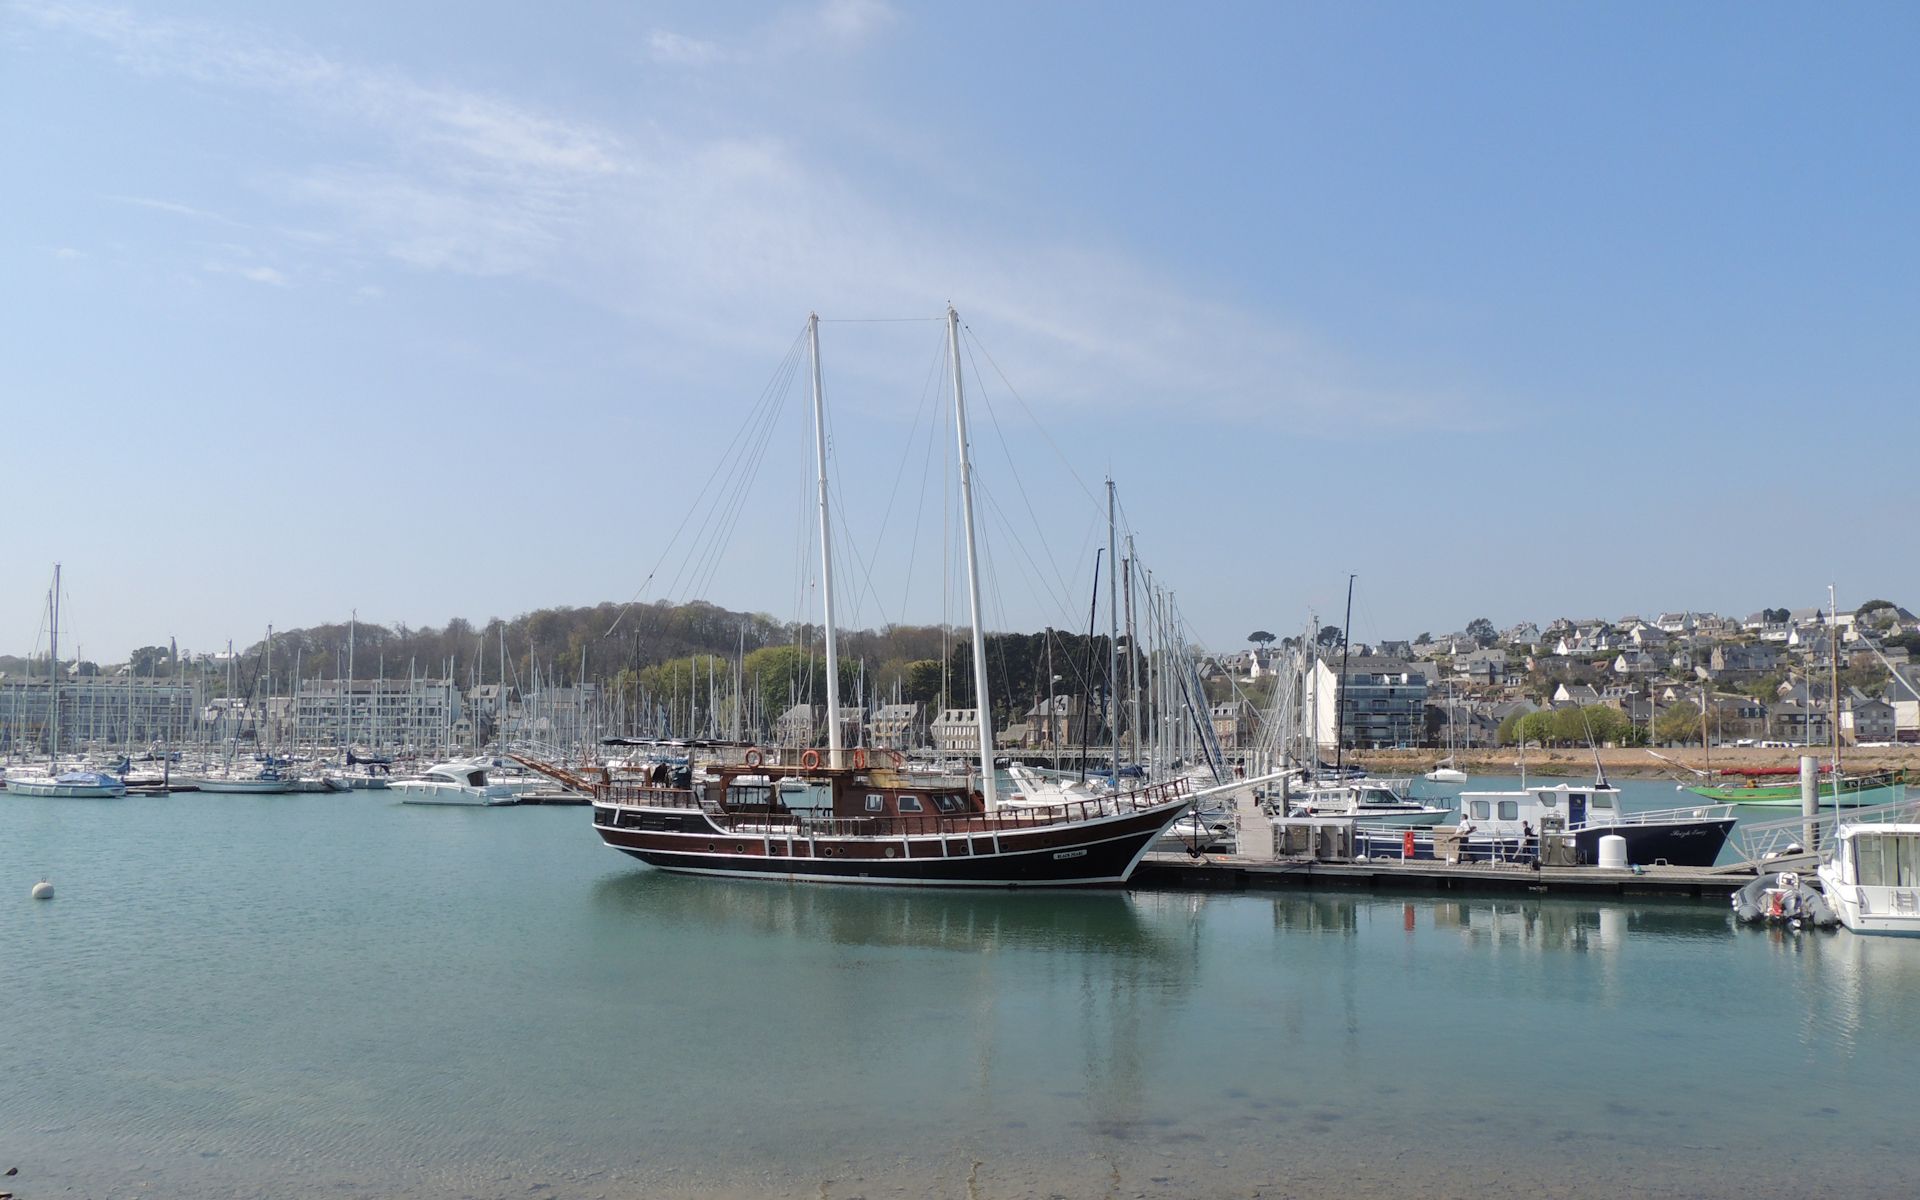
(1286, 778, 1452, 827)
(392, 758, 524, 806)
(1361, 783, 1737, 868)
(1816, 823, 1920, 936)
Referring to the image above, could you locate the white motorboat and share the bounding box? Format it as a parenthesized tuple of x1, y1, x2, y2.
(1004, 763, 1113, 810)
(1816, 823, 1920, 937)
(1153, 810, 1236, 854)
(5, 769, 128, 798)
(393, 758, 524, 806)
(1287, 779, 1452, 827)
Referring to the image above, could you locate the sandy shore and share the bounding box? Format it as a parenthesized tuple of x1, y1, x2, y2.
(1353, 744, 1920, 779)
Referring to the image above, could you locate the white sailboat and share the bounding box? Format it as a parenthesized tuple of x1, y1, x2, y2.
(4, 565, 128, 799)
(1426, 683, 1469, 783)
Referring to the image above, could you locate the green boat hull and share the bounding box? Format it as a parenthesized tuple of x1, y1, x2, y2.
(1685, 777, 1902, 807)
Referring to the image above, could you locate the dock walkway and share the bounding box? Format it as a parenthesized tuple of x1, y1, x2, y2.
(1133, 852, 1752, 901)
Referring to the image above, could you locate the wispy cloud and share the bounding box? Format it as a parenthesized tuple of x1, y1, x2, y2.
(17, 0, 1479, 431)
(650, 0, 898, 68)
(646, 29, 723, 67)
(203, 261, 289, 287)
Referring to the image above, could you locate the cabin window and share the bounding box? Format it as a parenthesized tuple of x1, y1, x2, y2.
(1497, 800, 1519, 821)
(865, 794, 885, 813)
(465, 772, 488, 787)
(898, 796, 924, 812)
(1590, 793, 1614, 810)
(1470, 801, 1490, 820)
(1538, 794, 1558, 809)
(1858, 835, 1920, 888)
(932, 794, 962, 814)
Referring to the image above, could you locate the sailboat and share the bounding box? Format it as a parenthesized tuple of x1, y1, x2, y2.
(4, 565, 128, 799)
(1426, 681, 1469, 783)
(553, 309, 1221, 886)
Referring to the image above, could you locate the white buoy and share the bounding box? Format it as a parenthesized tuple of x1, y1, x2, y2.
(31, 879, 54, 900)
(1597, 835, 1629, 871)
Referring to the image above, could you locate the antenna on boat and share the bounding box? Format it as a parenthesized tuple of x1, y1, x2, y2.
(808, 312, 844, 769)
(948, 304, 997, 810)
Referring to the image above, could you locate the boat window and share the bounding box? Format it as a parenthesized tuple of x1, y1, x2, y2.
(1590, 793, 1614, 810)
(865, 794, 885, 813)
(1470, 800, 1490, 820)
(1498, 800, 1519, 821)
(898, 796, 924, 812)
(1538, 793, 1557, 808)
(465, 771, 488, 787)
(1859, 834, 1920, 888)
(932, 794, 962, 814)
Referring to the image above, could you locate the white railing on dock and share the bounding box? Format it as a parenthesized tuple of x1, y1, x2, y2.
(1732, 786, 1916, 865)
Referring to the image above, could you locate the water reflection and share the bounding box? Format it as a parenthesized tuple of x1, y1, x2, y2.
(1274, 891, 1737, 951)
(590, 868, 1187, 960)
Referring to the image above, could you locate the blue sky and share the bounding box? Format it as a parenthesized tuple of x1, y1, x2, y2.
(4, 1, 1915, 663)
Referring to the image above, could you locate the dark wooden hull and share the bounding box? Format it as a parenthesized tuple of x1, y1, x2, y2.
(592, 800, 1187, 888)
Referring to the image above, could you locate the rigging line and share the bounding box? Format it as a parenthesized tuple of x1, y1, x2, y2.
(683, 354, 804, 603)
(962, 323, 1106, 516)
(839, 325, 951, 630)
(974, 478, 1074, 618)
(898, 333, 952, 627)
(634, 325, 803, 607)
(962, 334, 1076, 617)
(817, 316, 947, 323)
(605, 325, 810, 636)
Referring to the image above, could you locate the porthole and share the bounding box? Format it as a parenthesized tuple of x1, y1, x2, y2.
(885, 847, 896, 858)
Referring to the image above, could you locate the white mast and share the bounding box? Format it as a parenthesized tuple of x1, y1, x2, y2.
(948, 305, 998, 809)
(808, 313, 844, 766)
(1107, 478, 1120, 780)
(48, 564, 61, 766)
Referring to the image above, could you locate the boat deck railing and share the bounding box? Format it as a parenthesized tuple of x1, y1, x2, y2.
(593, 776, 1191, 836)
(1593, 801, 1736, 827)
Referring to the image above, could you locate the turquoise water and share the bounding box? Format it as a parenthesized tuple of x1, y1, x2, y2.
(3, 789, 1917, 1199)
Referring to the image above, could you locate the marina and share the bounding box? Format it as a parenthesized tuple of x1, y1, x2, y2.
(9, 5, 1920, 1195)
(6, 785, 1919, 1200)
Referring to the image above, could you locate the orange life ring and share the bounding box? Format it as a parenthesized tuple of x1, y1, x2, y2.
(744, 748, 763, 768)
(852, 748, 868, 769)
(801, 749, 822, 770)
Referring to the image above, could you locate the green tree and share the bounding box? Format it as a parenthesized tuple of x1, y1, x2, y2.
(1655, 701, 1703, 746)
(1465, 617, 1498, 648)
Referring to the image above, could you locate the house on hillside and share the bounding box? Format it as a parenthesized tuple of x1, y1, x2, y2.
(775, 704, 820, 747)
(932, 708, 984, 754)
(868, 702, 926, 750)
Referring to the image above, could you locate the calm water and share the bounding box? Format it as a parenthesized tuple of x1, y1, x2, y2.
(3, 786, 1916, 1199)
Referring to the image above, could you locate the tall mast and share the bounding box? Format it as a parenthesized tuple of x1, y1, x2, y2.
(1335, 575, 1355, 777)
(1830, 584, 1842, 807)
(1125, 536, 1141, 769)
(1107, 478, 1120, 780)
(48, 563, 61, 765)
(948, 305, 997, 809)
(808, 313, 844, 765)
(346, 611, 356, 751)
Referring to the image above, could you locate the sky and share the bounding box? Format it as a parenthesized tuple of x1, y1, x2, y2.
(4, 1, 1916, 663)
